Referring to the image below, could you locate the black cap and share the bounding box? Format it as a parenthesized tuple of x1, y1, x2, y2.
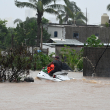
(55, 56, 59, 59)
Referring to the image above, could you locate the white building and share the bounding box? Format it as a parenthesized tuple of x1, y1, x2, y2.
(47, 24, 66, 39)
(43, 24, 83, 55)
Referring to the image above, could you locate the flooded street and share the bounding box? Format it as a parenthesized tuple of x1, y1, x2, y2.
(0, 71, 110, 110)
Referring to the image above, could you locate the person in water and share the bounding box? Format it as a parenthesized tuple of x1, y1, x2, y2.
(47, 56, 62, 76)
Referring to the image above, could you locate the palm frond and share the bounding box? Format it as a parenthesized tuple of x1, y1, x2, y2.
(29, 0, 37, 3)
(44, 8, 58, 15)
(64, 6, 74, 18)
(37, 1, 43, 13)
(75, 12, 87, 21)
(76, 19, 86, 25)
(73, 2, 81, 12)
(107, 4, 110, 11)
(62, 16, 69, 23)
(56, 14, 63, 24)
(60, 13, 66, 17)
(63, 0, 70, 7)
(57, 10, 65, 14)
(14, 19, 22, 24)
(69, 1, 81, 13)
(42, 0, 54, 6)
(47, 4, 64, 10)
(15, 1, 37, 10)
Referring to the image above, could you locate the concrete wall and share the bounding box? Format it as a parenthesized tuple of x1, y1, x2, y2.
(83, 47, 110, 77)
(42, 44, 55, 55)
(48, 26, 65, 39)
(65, 26, 110, 43)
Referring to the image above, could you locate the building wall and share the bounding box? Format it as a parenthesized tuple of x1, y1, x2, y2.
(48, 26, 65, 39)
(65, 26, 110, 43)
(42, 44, 55, 55)
(83, 47, 110, 77)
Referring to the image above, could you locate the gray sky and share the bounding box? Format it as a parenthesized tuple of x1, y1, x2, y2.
(1, 0, 110, 27)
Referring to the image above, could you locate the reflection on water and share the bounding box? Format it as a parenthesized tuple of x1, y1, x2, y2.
(0, 71, 110, 110)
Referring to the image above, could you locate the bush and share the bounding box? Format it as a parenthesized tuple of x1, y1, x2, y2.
(31, 52, 54, 70)
(84, 35, 104, 47)
(60, 45, 83, 70)
(0, 46, 31, 82)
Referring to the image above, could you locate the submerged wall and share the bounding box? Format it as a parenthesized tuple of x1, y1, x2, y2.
(83, 47, 110, 77)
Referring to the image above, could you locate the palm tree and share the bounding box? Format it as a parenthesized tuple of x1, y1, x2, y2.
(56, 1, 87, 25)
(56, 1, 80, 24)
(14, 18, 23, 24)
(56, 7, 73, 24)
(107, 4, 110, 11)
(70, 11, 87, 25)
(15, 0, 70, 47)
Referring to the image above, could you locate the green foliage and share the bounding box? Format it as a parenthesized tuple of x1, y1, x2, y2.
(42, 17, 49, 24)
(14, 21, 35, 46)
(105, 22, 109, 27)
(43, 28, 51, 43)
(56, 1, 86, 25)
(60, 45, 83, 70)
(0, 17, 50, 50)
(84, 35, 104, 47)
(14, 18, 50, 46)
(0, 19, 8, 50)
(0, 43, 55, 82)
(0, 46, 31, 82)
(4, 27, 16, 48)
(15, 0, 68, 46)
(31, 52, 54, 70)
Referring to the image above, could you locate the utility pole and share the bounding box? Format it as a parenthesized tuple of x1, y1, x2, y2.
(86, 8, 88, 44)
(86, 8, 87, 25)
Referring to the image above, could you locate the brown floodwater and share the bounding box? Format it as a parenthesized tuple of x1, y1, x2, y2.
(0, 70, 110, 110)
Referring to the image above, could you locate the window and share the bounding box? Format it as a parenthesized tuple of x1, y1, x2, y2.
(95, 33, 99, 37)
(73, 32, 79, 38)
(54, 31, 58, 37)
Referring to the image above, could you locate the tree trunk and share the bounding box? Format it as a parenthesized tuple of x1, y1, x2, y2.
(40, 25, 43, 50)
(37, 12, 42, 47)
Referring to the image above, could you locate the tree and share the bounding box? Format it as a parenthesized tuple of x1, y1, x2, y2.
(56, 1, 75, 24)
(68, 11, 87, 25)
(15, 0, 70, 47)
(14, 17, 50, 46)
(14, 17, 37, 24)
(0, 19, 8, 50)
(107, 4, 110, 11)
(4, 27, 16, 49)
(56, 1, 87, 25)
(14, 19, 37, 46)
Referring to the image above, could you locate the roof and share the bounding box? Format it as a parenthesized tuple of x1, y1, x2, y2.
(48, 23, 100, 28)
(46, 38, 84, 46)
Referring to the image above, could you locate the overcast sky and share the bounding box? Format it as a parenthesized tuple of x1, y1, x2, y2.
(1, 0, 110, 27)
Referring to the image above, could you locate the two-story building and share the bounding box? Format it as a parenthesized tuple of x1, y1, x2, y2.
(44, 23, 110, 56)
(43, 13, 110, 55)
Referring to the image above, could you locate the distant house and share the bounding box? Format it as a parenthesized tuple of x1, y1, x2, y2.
(47, 23, 110, 44)
(44, 18, 110, 55)
(46, 38, 83, 56)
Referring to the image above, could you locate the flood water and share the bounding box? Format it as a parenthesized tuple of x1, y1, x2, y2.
(0, 70, 110, 110)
